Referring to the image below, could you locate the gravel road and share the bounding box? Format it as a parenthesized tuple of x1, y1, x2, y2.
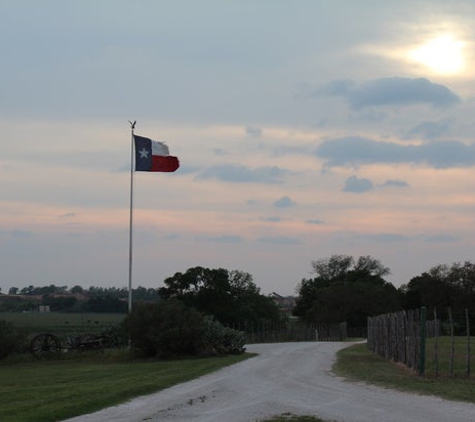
(64, 342, 475, 422)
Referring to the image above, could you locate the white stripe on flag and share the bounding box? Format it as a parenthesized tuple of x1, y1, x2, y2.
(151, 140, 169, 156)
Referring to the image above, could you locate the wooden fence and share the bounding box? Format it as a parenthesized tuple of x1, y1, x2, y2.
(367, 307, 472, 377)
(228, 320, 348, 344)
(367, 308, 422, 372)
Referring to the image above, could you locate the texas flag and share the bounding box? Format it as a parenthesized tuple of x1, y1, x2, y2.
(134, 135, 180, 172)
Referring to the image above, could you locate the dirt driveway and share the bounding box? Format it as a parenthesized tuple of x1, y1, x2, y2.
(64, 342, 475, 422)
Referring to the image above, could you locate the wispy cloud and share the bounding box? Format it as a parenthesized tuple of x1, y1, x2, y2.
(317, 137, 475, 169)
(312, 77, 460, 109)
(305, 219, 325, 225)
(425, 234, 460, 243)
(245, 125, 263, 137)
(343, 175, 373, 193)
(405, 120, 452, 141)
(273, 196, 297, 208)
(351, 233, 410, 242)
(0, 229, 34, 238)
(256, 236, 301, 245)
(213, 148, 228, 156)
(196, 165, 288, 184)
(380, 179, 410, 188)
(348, 233, 461, 243)
(261, 216, 282, 222)
(200, 235, 244, 243)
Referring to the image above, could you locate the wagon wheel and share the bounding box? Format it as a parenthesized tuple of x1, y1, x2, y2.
(30, 333, 61, 358)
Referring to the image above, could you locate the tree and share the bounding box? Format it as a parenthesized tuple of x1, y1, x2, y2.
(310, 255, 390, 282)
(8, 287, 18, 295)
(133, 286, 159, 302)
(399, 266, 453, 311)
(20, 285, 35, 295)
(42, 294, 78, 312)
(400, 261, 475, 321)
(70, 285, 84, 295)
(294, 255, 400, 328)
(311, 255, 354, 281)
(158, 266, 282, 325)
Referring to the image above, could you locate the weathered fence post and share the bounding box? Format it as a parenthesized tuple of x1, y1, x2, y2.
(433, 308, 439, 377)
(419, 306, 427, 376)
(448, 307, 454, 377)
(466, 308, 471, 377)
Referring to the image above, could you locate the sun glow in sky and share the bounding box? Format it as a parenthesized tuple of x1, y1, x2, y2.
(409, 34, 466, 75)
(2, 1, 475, 296)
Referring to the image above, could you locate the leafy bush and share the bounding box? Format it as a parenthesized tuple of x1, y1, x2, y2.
(123, 300, 205, 357)
(100, 324, 127, 348)
(0, 319, 25, 359)
(200, 316, 246, 355)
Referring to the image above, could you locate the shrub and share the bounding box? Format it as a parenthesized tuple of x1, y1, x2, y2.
(0, 319, 25, 360)
(123, 300, 205, 357)
(200, 316, 246, 355)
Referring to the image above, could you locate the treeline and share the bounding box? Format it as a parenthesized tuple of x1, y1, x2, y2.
(294, 255, 475, 331)
(0, 285, 158, 313)
(0, 266, 282, 323)
(3, 257, 475, 329)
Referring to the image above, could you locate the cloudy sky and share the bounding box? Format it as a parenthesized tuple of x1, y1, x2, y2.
(2, 0, 475, 296)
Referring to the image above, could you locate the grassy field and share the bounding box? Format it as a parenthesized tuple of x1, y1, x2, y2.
(424, 336, 473, 377)
(0, 351, 253, 422)
(0, 312, 125, 336)
(333, 341, 475, 403)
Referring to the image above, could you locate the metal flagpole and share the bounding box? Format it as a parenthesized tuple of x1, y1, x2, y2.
(128, 120, 136, 314)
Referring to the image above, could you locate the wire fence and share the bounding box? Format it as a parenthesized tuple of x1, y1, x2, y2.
(367, 307, 473, 377)
(227, 320, 348, 344)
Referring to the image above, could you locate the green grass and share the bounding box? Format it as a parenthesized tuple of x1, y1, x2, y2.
(333, 341, 475, 403)
(0, 350, 254, 422)
(424, 336, 474, 377)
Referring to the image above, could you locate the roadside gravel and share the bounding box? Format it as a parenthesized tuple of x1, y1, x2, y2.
(64, 342, 475, 422)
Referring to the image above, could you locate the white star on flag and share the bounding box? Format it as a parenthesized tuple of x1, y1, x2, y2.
(139, 148, 149, 159)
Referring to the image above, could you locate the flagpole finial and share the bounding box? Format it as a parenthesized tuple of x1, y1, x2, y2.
(128, 120, 136, 130)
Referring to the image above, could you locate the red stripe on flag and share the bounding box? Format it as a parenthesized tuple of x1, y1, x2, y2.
(150, 156, 180, 172)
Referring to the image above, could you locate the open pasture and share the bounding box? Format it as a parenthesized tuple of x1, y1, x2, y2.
(334, 342, 475, 403)
(425, 336, 474, 378)
(0, 312, 125, 337)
